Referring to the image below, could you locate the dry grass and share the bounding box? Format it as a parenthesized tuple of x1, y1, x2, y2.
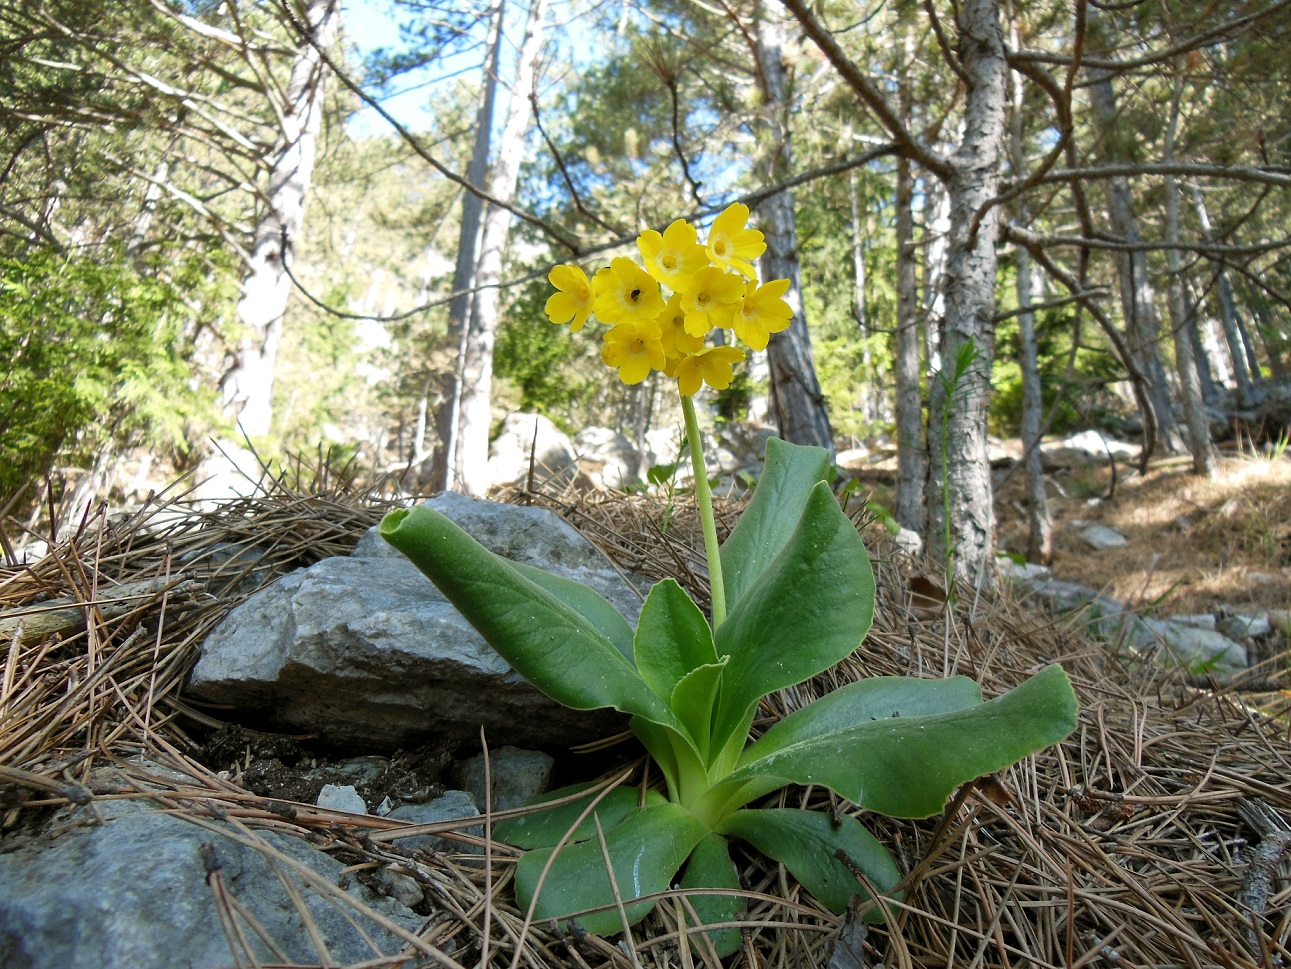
(997, 452, 1291, 617)
(2, 476, 1290, 969)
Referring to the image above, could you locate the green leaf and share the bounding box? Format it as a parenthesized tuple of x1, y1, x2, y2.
(717, 809, 901, 914)
(380, 507, 674, 727)
(729, 664, 1079, 818)
(677, 832, 745, 958)
(511, 561, 636, 663)
(495, 784, 665, 850)
(514, 803, 709, 936)
(634, 579, 717, 701)
(670, 660, 727, 759)
(720, 438, 832, 610)
(631, 716, 709, 807)
(711, 482, 875, 754)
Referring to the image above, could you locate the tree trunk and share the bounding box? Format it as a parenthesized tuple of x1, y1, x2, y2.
(754, 4, 834, 455)
(432, 0, 505, 492)
(922, 178, 952, 373)
(1191, 184, 1256, 404)
(218, 0, 339, 439)
(454, 0, 549, 496)
(1008, 23, 1051, 562)
(1087, 70, 1185, 454)
(1163, 75, 1216, 477)
(893, 42, 925, 534)
(923, 0, 1006, 586)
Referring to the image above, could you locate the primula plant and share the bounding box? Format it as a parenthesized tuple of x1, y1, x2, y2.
(380, 204, 1078, 956)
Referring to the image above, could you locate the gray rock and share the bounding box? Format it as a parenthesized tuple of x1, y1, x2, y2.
(0, 799, 419, 969)
(317, 783, 367, 814)
(1079, 524, 1129, 550)
(574, 426, 639, 489)
(189, 493, 641, 750)
(458, 746, 554, 813)
(997, 557, 1050, 582)
(487, 412, 578, 490)
(894, 528, 924, 557)
(1139, 618, 1248, 675)
(1216, 611, 1272, 641)
(375, 868, 425, 909)
(1168, 613, 1217, 631)
(385, 790, 481, 853)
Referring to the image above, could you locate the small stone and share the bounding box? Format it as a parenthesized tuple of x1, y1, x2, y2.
(316, 784, 367, 814)
(1079, 524, 1129, 550)
(385, 791, 481, 854)
(458, 746, 553, 813)
(376, 869, 424, 909)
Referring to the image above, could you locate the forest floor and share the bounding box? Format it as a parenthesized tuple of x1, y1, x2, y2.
(853, 442, 1291, 618)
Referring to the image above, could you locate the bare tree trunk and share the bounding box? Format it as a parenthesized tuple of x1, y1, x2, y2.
(1163, 75, 1216, 477)
(1088, 71, 1185, 454)
(1008, 22, 1051, 562)
(455, 0, 549, 496)
(893, 41, 925, 534)
(923, 0, 1006, 584)
(754, 4, 834, 455)
(433, 0, 505, 492)
(1191, 184, 1256, 404)
(922, 179, 951, 372)
(218, 0, 339, 439)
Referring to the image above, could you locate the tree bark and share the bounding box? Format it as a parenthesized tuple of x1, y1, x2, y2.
(893, 42, 925, 534)
(923, 0, 1006, 585)
(1191, 183, 1256, 405)
(1008, 22, 1052, 562)
(218, 0, 340, 439)
(1163, 74, 1216, 477)
(1087, 70, 1185, 454)
(455, 0, 549, 496)
(754, 4, 834, 455)
(433, 0, 505, 493)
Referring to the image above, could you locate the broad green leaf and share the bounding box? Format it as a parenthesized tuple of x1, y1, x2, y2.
(711, 483, 874, 754)
(380, 507, 673, 726)
(720, 438, 831, 610)
(670, 660, 727, 759)
(495, 784, 665, 850)
(512, 561, 635, 663)
(514, 803, 709, 936)
(717, 809, 901, 914)
(729, 664, 1079, 818)
(677, 833, 744, 958)
(740, 676, 985, 769)
(634, 579, 717, 701)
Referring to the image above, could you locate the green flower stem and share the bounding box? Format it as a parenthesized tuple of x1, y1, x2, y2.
(681, 394, 727, 629)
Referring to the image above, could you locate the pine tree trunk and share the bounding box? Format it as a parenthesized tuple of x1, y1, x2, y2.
(1191, 184, 1256, 404)
(1088, 71, 1184, 454)
(923, 0, 1006, 585)
(218, 0, 339, 439)
(455, 0, 549, 496)
(1008, 27, 1051, 562)
(754, 4, 833, 455)
(893, 45, 925, 534)
(432, 0, 505, 492)
(1163, 78, 1216, 477)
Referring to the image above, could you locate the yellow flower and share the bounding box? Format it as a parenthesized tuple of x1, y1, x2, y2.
(545, 264, 594, 331)
(592, 256, 666, 325)
(732, 277, 793, 351)
(658, 294, 705, 361)
(601, 318, 665, 385)
(673, 345, 746, 397)
(706, 202, 766, 279)
(679, 265, 744, 337)
(637, 219, 708, 292)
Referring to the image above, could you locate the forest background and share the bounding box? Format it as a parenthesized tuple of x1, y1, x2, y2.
(3, 0, 1289, 584)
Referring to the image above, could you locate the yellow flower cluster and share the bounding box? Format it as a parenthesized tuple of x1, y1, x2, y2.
(544, 204, 793, 397)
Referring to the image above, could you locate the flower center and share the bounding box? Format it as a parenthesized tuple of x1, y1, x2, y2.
(662, 255, 677, 270)
(713, 240, 727, 256)
(696, 292, 711, 307)
(629, 288, 642, 303)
